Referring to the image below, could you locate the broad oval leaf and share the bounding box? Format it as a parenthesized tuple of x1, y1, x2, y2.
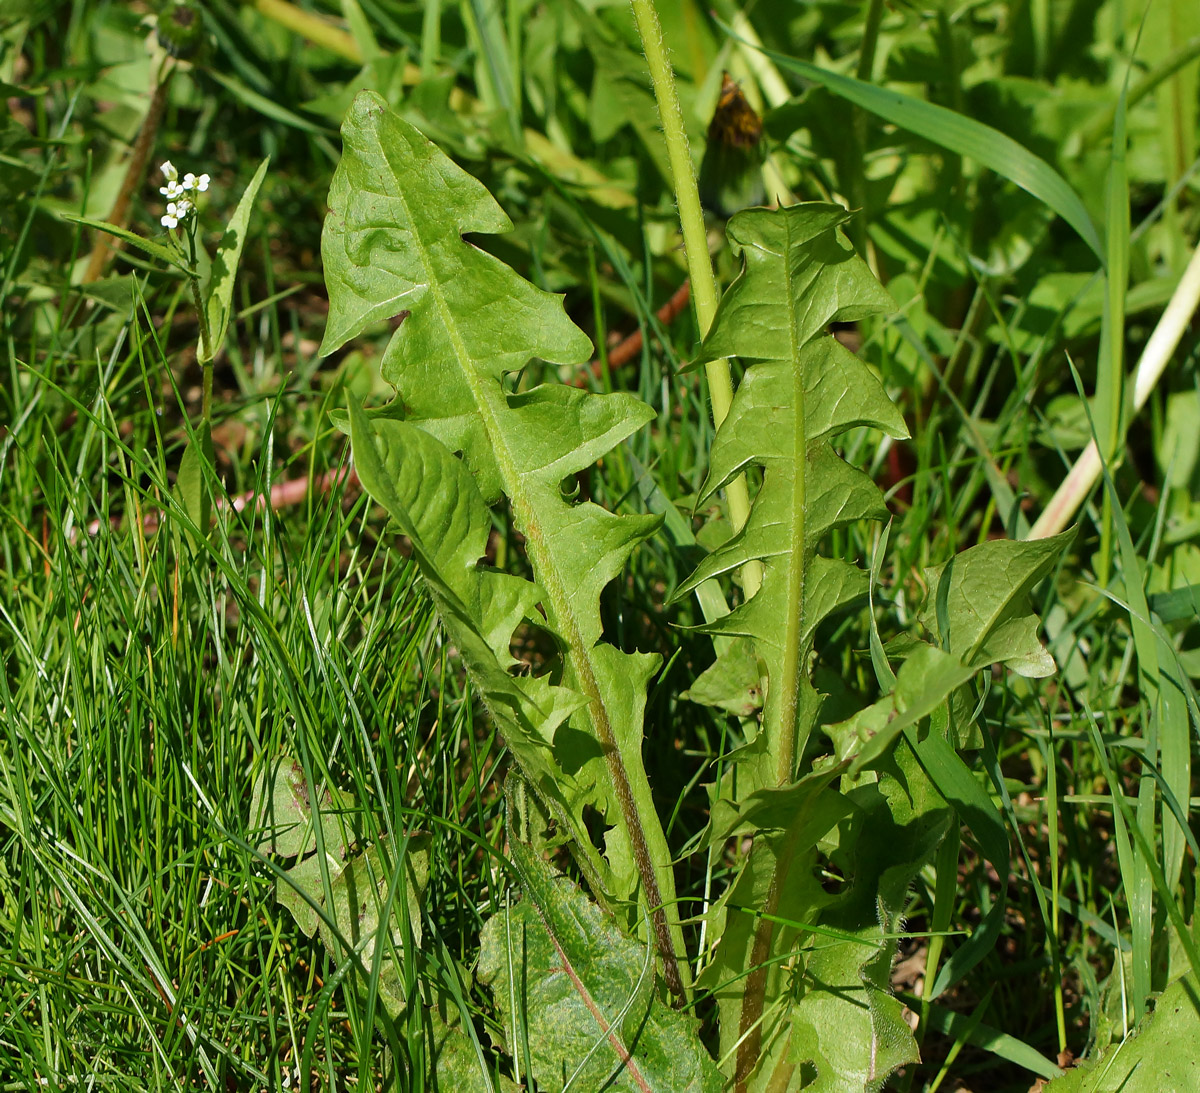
(479, 837, 723, 1093)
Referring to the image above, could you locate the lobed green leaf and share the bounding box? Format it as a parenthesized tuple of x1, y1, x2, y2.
(678, 203, 917, 1087)
(676, 204, 905, 786)
(329, 91, 688, 995)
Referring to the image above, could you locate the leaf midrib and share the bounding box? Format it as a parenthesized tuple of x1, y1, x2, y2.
(735, 220, 817, 1091)
(778, 222, 809, 787)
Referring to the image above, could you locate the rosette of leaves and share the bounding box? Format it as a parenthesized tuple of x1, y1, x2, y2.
(670, 204, 913, 1089)
(321, 91, 688, 999)
(673, 205, 1068, 1091)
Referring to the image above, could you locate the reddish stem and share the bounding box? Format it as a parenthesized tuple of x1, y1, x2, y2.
(572, 279, 691, 387)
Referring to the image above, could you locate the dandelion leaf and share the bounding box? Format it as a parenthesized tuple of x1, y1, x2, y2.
(327, 92, 685, 988)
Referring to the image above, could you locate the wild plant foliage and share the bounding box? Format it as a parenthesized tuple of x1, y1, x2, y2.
(250, 90, 1071, 1089)
(670, 205, 922, 1088)
(667, 207, 1075, 1088)
(321, 90, 689, 999)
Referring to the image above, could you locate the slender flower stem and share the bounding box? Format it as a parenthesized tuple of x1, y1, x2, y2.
(629, 0, 761, 596)
(856, 0, 886, 84)
(190, 276, 214, 423)
(843, 0, 887, 269)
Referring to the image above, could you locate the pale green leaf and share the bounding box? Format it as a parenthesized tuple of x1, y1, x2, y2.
(173, 423, 214, 543)
(680, 637, 764, 715)
(429, 1002, 518, 1092)
(478, 838, 723, 1093)
(315, 840, 427, 1017)
(826, 643, 979, 773)
(349, 406, 591, 844)
(202, 157, 269, 365)
(248, 753, 342, 860)
(251, 752, 431, 1016)
(275, 836, 429, 1018)
(920, 530, 1074, 674)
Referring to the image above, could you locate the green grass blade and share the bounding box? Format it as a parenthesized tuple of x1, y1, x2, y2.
(720, 20, 1104, 262)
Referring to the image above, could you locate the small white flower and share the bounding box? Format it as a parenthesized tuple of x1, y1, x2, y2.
(158, 162, 208, 230)
(181, 171, 212, 193)
(161, 198, 195, 230)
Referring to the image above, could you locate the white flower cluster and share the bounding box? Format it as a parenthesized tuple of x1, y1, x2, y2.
(158, 160, 210, 229)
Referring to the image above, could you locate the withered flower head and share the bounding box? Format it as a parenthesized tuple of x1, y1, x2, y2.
(699, 72, 766, 218)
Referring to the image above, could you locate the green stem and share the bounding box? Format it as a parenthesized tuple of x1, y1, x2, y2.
(190, 275, 214, 424)
(843, 0, 887, 265)
(734, 225, 812, 1091)
(420, 0, 441, 75)
(1094, 59, 1131, 586)
(629, 0, 761, 596)
(856, 0, 886, 84)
